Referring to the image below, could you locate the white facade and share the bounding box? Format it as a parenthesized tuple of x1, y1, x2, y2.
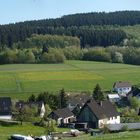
(0, 115, 12, 120)
(57, 116, 75, 125)
(114, 87, 132, 96)
(107, 116, 120, 124)
(40, 103, 45, 118)
(98, 118, 108, 128)
(98, 116, 120, 128)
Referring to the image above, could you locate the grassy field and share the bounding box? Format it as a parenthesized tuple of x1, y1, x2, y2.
(0, 60, 140, 99)
(0, 123, 140, 140)
(0, 123, 44, 140)
(0, 123, 71, 140)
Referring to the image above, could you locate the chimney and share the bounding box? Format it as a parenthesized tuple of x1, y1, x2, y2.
(87, 99, 91, 103)
(99, 101, 102, 106)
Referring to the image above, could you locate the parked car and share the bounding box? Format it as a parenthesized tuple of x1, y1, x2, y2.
(10, 134, 34, 140)
(35, 135, 52, 140)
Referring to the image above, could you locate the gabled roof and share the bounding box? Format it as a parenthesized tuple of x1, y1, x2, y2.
(86, 100, 106, 119)
(113, 81, 131, 88)
(53, 108, 74, 118)
(80, 99, 119, 120)
(0, 97, 12, 115)
(101, 100, 119, 118)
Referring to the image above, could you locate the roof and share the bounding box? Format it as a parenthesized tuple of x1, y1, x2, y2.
(0, 97, 12, 115)
(101, 100, 120, 118)
(53, 108, 74, 118)
(80, 99, 119, 120)
(107, 123, 140, 131)
(107, 94, 120, 99)
(113, 81, 131, 88)
(67, 94, 91, 107)
(86, 100, 107, 119)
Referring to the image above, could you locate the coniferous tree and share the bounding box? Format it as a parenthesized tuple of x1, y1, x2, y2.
(59, 88, 67, 108)
(92, 84, 104, 101)
(28, 94, 36, 102)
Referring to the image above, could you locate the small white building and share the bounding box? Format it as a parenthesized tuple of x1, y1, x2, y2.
(107, 94, 120, 103)
(113, 81, 132, 96)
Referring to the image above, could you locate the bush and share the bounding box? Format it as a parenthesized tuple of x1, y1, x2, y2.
(83, 48, 111, 62)
(121, 125, 128, 132)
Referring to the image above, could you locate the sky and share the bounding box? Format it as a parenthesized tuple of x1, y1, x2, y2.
(0, 0, 140, 25)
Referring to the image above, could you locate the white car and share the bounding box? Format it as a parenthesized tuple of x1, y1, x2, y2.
(35, 135, 52, 140)
(11, 134, 34, 140)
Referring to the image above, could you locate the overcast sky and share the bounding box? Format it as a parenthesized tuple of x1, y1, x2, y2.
(0, 0, 140, 25)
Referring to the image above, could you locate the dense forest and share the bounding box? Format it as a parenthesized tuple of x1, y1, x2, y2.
(1, 11, 140, 48)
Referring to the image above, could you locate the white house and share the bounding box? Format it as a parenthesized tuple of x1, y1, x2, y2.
(0, 97, 12, 120)
(77, 99, 120, 128)
(113, 81, 132, 96)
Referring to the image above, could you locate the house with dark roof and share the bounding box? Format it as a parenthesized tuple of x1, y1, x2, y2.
(0, 97, 12, 120)
(15, 101, 45, 118)
(77, 99, 120, 128)
(48, 108, 76, 126)
(113, 81, 132, 96)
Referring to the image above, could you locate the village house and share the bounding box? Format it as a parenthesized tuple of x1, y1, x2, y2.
(113, 81, 132, 96)
(0, 97, 12, 120)
(77, 99, 120, 128)
(15, 101, 45, 118)
(48, 108, 76, 126)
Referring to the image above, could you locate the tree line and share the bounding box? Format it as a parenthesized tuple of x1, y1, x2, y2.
(1, 11, 140, 48)
(1, 45, 140, 65)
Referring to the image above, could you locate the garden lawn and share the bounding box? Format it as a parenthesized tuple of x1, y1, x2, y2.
(0, 123, 70, 140)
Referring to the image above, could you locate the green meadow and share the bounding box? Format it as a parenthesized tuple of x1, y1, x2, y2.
(0, 123, 140, 140)
(0, 60, 140, 99)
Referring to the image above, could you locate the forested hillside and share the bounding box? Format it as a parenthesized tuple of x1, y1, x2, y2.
(0, 11, 140, 48)
(1, 11, 140, 65)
